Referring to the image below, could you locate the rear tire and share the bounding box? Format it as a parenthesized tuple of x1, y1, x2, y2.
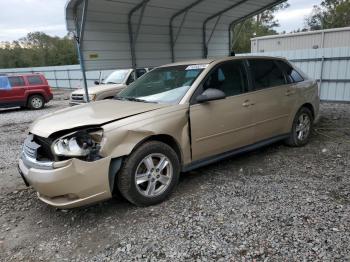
(28, 95, 45, 110)
(285, 107, 313, 147)
(117, 141, 180, 206)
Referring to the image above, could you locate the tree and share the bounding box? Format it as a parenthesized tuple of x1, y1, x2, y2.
(0, 32, 78, 69)
(305, 0, 350, 30)
(231, 3, 290, 53)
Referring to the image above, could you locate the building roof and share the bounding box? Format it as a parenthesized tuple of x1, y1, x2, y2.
(251, 26, 350, 41)
(65, 0, 285, 71)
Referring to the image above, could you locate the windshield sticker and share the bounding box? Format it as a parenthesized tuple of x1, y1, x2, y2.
(185, 64, 209, 70)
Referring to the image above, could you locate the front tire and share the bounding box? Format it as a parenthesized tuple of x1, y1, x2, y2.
(285, 107, 313, 147)
(28, 95, 45, 110)
(117, 141, 180, 206)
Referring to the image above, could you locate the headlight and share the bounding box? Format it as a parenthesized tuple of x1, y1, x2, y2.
(87, 94, 97, 101)
(52, 129, 103, 158)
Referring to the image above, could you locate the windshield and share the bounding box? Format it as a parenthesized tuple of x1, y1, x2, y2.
(102, 70, 129, 84)
(117, 65, 205, 104)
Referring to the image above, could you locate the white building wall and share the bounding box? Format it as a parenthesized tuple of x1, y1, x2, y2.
(0, 65, 114, 89)
(251, 27, 350, 53)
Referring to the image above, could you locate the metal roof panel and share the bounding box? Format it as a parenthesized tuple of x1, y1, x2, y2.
(66, 0, 285, 70)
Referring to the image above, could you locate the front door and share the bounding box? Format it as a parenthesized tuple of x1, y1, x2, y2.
(189, 60, 255, 161)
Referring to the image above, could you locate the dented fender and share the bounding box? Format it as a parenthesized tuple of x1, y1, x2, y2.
(100, 105, 192, 165)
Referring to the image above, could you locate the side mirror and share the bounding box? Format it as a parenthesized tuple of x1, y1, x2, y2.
(94, 80, 100, 85)
(196, 88, 226, 103)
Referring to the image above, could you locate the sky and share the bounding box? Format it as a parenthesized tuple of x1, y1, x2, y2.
(0, 0, 322, 42)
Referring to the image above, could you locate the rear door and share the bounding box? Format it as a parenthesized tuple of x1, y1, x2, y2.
(276, 60, 306, 131)
(26, 75, 45, 89)
(246, 59, 292, 142)
(189, 60, 255, 161)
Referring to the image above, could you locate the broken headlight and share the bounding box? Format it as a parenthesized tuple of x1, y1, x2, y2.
(52, 129, 103, 159)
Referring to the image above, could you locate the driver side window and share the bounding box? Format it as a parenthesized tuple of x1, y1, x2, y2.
(203, 61, 248, 97)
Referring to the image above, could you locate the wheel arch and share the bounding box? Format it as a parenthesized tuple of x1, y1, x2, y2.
(26, 93, 46, 107)
(103, 96, 115, 100)
(26, 92, 45, 102)
(300, 103, 315, 120)
(109, 134, 183, 196)
(286, 102, 316, 135)
(132, 134, 184, 165)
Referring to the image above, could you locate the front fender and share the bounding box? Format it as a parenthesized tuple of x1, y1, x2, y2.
(99, 106, 191, 165)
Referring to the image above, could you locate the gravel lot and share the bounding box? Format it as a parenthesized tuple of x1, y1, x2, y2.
(0, 93, 349, 261)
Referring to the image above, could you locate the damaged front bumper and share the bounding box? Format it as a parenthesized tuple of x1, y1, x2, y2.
(18, 151, 114, 209)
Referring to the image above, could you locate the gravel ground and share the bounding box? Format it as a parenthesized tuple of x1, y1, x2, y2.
(0, 95, 349, 261)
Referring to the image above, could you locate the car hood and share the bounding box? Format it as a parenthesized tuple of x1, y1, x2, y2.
(71, 84, 126, 95)
(30, 100, 170, 138)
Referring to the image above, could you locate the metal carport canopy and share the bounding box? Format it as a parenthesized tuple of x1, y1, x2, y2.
(66, 0, 285, 71)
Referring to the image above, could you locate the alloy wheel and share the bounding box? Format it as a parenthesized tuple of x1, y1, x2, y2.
(134, 153, 173, 197)
(296, 113, 311, 141)
(31, 97, 43, 109)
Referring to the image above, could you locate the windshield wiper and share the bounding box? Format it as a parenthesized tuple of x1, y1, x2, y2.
(115, 97, 157, 103)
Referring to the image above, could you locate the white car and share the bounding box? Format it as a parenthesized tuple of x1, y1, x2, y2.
(70, 68, 148, 105)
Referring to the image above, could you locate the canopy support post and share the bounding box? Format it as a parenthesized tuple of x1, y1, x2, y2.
(169, 0, 205, 62)
(128, 0, 150, 71)
(206, 15, 222, 47)
(202, 0, 249, 58)
(74, 0, 90, 102)
(228, 0, 287, 47)
(229, 22, 245, 54)
(228, 0, 287, 53)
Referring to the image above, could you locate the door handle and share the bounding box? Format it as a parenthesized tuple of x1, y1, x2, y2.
(242, 100, 250, 107)
(286, 90, 296, 96)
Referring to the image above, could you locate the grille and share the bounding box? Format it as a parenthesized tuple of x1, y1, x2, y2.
(23, 143, 37, 158)
(23, 135, 40, 159)
(34, 136, 55, 161)
(71, 94, 84, 101)
(22, 135, 55, 161)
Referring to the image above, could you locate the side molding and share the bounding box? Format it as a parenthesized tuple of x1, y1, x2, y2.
(182, 134, 289, 172)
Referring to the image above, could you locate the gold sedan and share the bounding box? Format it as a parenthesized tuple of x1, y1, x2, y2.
(18, 56, 319, 208)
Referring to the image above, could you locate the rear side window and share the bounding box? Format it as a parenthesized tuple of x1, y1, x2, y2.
(277, 61, 304, 83)
(27, 75, 44, 85)
(203, 61, 248, 97)
(8, 76, 25, 87)
(248, 59, 286, 89)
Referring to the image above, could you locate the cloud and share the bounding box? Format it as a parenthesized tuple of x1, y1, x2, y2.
(0, 0, 67, 41)
(274, 0, 321, 32)
(0, 25, 66, 41)
(275, 8, 314, 32)
(0, 0, 323, 41)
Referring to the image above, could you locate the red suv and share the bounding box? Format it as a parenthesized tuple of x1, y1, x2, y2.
(0, 74, 53, 109)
